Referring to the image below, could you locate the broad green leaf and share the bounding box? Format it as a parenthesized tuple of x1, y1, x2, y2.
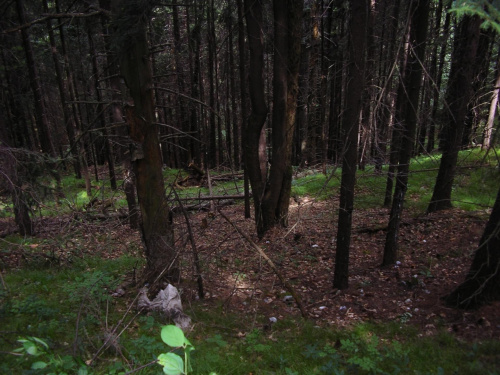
(158, 352, 184, 375)
(25, 343, 38, 356)
(31, 361, 48, 370)
(32, 337, 49, 349)
(161, 325, 186, 347)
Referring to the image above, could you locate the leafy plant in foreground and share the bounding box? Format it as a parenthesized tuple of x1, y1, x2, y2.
(158, 325, 198, 375)
(12, 336, 89, 374)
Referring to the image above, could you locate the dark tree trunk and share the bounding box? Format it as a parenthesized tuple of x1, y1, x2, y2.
(259, 0, 303, 234)
(207, 1, 217, 168)
(100, 0, 139, 229)
(295, 7, 311, 166)
(444, 188, 500, 309)
(43, 0, 80, 178)
(384, 1, 410, 208)
(333, 0, 367, 290)
(244, 0, 269, 231)
(112, 0, 176, 283)
(16, 0, 55, 157)
(237, 0, 251, 219)
(87, 24, 117, 190)
(172, 0, 190, 166)
(383, 0, 429, 266)
(428, 15, 481, 213)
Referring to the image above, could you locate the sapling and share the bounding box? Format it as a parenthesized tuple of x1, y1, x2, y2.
(158, 325, 218, 375)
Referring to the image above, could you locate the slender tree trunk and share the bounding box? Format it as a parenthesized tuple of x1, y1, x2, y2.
(483, 49, 500, 150)
(244, 0, 269, 230)
(87, 24, 117, 190)
(428, 15, 481, 213)
(333, 0, 367, 290)
(295, 7, 311, 166)
(237, 0, 251, 218)
(43, 0, 80, 178)
(207, 0, 217, 168)
(16, 0, 55, 157)
(100, 0, 139, 228)
(383, 0, 429, 266)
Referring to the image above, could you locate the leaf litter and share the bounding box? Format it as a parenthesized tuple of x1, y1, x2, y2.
(1, 198, 498, 341)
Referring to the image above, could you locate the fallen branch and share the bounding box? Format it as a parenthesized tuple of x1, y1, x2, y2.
(171, 199, 234, 214)
(176, 194, 247, 201)
(218, 210, 308, 319)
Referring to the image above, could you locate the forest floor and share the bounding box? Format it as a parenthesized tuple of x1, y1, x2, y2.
(2, 196, 498, 343)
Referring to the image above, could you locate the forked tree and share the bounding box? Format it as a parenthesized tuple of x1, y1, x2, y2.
(244, 0, 303, 238)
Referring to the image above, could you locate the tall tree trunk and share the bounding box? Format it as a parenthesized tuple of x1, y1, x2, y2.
(444, 187, 500, 309)
(427, 15, 481, 213)
(113, 0, 176, 283)
(87, 23, 117, 190)
(294, 8, 310, 166)
(100, 0, 139, 229)
(43, 0, 80, 178)
(244, 0, 269, 231)
(207, 0, 217, 168)
(237, 0, 251, 218)
(333, 0, 367, 290)
(260, 0, 303, 233)
(383, 0, 429, 266)
(16, 0, 55, 157)
(483, 48, 500, 150)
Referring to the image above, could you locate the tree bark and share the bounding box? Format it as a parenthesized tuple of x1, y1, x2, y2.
(16, 0, 55, 157)
(482, 48, 500, 150)
(260, 0, 303, 232)
(244, 0, 269, 232)
(383, 0, 429, 266)
(444, 187, 500, 309)
(428, 15, 481, 213)
(236, 0, 251, 219)
(333, 0, 367, 290)
(112, 0, 176, 283)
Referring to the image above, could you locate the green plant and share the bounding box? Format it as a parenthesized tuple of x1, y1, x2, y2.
(12, 336, 90, 374)
(158, 325, 196, 375)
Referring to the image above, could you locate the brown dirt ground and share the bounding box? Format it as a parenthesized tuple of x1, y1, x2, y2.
(1, 199, 499, 342)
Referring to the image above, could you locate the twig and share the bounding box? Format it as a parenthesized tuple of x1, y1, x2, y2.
(218, 210, 308, 319)
(0, 269, 7, 291)
(171, 186, 205, 299)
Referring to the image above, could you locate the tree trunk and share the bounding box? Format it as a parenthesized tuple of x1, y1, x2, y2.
(237, 0, 251, 219)
(427, 15, 481, 213)
(87, 24, 117, 190)
(16, 0, 56, 157)
(112, 0, 176, 283)
(444, 187, 500, 309)
(333, 0, 367, 290)
(482, 47, 500, 150)
(259, 0, 303, 234)
(383, 0, 429, 266)
(244, 0, 269, 231)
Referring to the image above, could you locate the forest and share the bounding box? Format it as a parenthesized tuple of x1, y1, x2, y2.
(1, 0, 500, 374)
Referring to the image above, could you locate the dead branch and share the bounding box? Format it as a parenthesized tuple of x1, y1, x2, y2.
(171, 186, 204, 299)
(218, 210, 308, 319)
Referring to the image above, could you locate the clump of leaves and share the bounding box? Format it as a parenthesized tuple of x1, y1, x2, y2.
(12, 336, 90, 374)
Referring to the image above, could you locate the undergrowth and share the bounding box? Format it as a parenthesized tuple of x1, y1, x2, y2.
(0, 148, 499, 374)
